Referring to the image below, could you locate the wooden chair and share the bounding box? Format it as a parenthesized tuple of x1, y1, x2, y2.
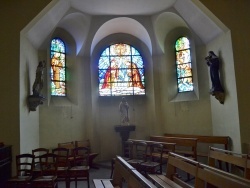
(58, 141, 75, 166)
(32, 153, 58, 188)
(52, 147, 69, 188)
(6, 154, 35, 188)
(127, 141, 147, 172)
(75, 140, 99, 169)
(68, 146, 90, 188)
(32, 147, 49, 178)
(140, 143, 164, 176)
(110, 140, 134, 178)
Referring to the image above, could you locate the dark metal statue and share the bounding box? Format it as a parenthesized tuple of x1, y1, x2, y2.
(28, 61, 46, 111)
(205, 51, 225, 104)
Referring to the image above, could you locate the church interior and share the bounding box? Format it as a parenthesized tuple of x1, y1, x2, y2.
(0, 0, 250, 186)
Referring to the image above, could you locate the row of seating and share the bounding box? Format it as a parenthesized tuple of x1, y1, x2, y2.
(149, 152, 250, 188)
(94, 156, 158, 188)
(5, 142, 94, 188)
(58, 140, 99, 169)
(110, 140, 174, 179)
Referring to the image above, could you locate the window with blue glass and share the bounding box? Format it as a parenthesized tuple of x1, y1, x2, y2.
(175, 37, 194, 92)
(98, 43, 145, 96)
(50, 38, 66, 96)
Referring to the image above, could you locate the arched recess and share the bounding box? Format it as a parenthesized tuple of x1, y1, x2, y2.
(46, 28, 78, 106)
(91, 17, 152, 56)
(154, 12, 199, 102)
(154, 12, 188, 53)
(90, 33, 155, 160)
(57, 12, 91, 55)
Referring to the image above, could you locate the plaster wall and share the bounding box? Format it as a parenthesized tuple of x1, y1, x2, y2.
(207, 32, 241, 152)
(0, 0, 50, 175)
(200, 0, 250, 154)
(160, 29, 212, 135)
(20, 36, 40, 154)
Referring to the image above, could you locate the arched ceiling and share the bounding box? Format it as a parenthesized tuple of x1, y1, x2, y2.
(154, 12, 188, 53)
(22, 0, 229, 56)
(70, 0, 176, 15)
(91, 17, 152, 55)
(57, 12, 91, 54)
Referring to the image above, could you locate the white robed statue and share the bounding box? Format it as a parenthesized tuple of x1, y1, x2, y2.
(119, 97, 129, 125)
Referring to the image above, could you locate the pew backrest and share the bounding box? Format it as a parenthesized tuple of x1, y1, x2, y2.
(164, 133, 230, 157)
(196, 163, 250, 188)
(167, 152, 199, 188)
(150, 136, 198, 160)
(128, 139, 176, 160)
(208, 146, 250, 179)
(166, 152, 250, 188)
(112, 156, 157, 188)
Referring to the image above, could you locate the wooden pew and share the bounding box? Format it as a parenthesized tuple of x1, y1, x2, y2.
(149, 152, 250, 188)
(128, 139, 176, 161)
(164, 133, 230, 158)
(196, 163, 250, 188)
(208, 146, 250, 179)
(150, 136, 198, 160)
(149, 152, 199, 188)
(94, 156, 158, 188)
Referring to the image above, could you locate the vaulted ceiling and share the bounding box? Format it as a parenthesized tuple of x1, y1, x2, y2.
(22, 0, 229, 56)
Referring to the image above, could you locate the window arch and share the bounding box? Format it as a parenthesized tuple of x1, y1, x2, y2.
(50, 38, 66, 96)
(175, 37, 194, 92)
(98, 43, 145, 96)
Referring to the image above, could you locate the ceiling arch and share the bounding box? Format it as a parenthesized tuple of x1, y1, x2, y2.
(154, 12, 188, 53)
(91, 17, 152, 55)
(57, 12, 91, 55)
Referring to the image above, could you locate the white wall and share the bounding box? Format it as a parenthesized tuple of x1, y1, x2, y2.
(20, 36, 40, 154)
(207, 32, 241, 152)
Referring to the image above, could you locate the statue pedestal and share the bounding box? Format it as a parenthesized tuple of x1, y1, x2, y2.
(114, 125, 135, 156)
(28, 95, 46, 111)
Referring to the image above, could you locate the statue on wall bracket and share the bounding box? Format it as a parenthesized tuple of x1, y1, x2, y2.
(205, 51, 225, 104)
(28, 61, 46, 111)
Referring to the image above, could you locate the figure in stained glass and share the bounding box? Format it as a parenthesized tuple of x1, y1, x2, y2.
(175, 37, 193, 92)
(126, 62, 144, 89)
(102, 60, 119, 89)
(98, 43, 145, 96)
(50, 38, 66, 96)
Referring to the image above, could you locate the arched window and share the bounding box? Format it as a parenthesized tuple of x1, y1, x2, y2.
(175, 37, 193, 92)
(50, 38, 66, 96)
(98, 43, 145, 96)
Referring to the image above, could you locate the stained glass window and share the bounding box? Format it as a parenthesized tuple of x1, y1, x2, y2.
(98, 43, 145, 96)
(50, 38, 66, 96)
(175, 37, 194, 92)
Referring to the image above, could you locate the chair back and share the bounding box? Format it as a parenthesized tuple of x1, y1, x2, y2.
(133, 141, 147, 161)
(73, 147, 90, 166)
(149, 143, 163, 162)
(75, 140, 91, 152)
(32, 148, 49, 169)
(124, 140, 134, 159)
(58, 141, 75, 157)
(39, 153, 58, 176)
(52, 147, 69, 167)
(16, 153, 35, 177)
